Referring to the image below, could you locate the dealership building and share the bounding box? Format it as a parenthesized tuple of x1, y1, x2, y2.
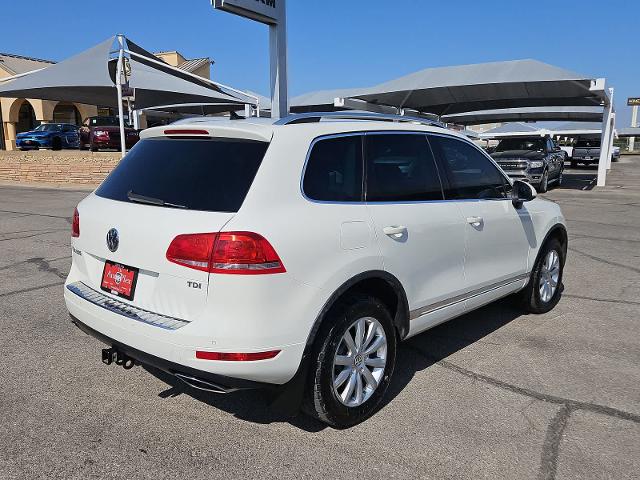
(0, 50, 213, 150)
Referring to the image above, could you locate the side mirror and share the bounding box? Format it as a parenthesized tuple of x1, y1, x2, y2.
(512, 180, 537, 208)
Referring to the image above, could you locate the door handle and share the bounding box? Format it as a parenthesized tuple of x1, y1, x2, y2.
(466, 216, 483, 227)
(383, 226, 407, 238)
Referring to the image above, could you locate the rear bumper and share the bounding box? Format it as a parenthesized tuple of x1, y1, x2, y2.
(70, 313, 269, 391)
(64, 280, 306, 386)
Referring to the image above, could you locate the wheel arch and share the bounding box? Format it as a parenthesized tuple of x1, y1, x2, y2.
(305, 270, 410, 350)
(537, 223, 568, 266)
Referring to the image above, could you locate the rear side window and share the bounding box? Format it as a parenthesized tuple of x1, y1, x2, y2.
(95, 138, 268, 212)
(365, 133, 443, 202)
(429, 135, 511, 200)
(303, 135, 363, 202)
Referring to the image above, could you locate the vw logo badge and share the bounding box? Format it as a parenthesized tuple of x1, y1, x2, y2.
(106, 228, 119, 252)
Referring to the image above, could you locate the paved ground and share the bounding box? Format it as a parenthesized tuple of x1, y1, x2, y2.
(1, 158, 638, 480)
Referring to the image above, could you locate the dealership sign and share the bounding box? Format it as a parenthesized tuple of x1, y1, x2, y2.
(212, 0, 288, 119)
(628, 98, 640, 106)
(213, 0, 283, 25)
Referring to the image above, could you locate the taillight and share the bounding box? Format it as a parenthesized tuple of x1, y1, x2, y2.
(196, 350, 280, 361)
(71, 207, 80, 237)
(166, 233, 216, 272)
(210, 232, 285, 274)
(166, 232, 285, 275)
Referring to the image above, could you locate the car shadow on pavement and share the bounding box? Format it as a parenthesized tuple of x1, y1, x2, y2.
(558, 164, 598, 191)
(145, 296, 526, 432)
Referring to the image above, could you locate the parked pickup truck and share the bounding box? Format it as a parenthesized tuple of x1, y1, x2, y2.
(490, 136, 564, 192)
(571, 140, 620, 167)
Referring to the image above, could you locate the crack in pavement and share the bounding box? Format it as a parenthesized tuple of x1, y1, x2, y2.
(537, 405, 572, 480)
(563, 293, 640, 307)
(569, 234, 640, 244)
(0, 255, 70, 272)
(568, 247, 640, 275)
(0, 281, 65, 298)
(0, 209, 72, 223)
(406, 344, 640, 480)
(0, 231, 64, 242)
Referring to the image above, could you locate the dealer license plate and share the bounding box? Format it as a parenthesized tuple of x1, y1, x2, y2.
(101, 260, 139, 300)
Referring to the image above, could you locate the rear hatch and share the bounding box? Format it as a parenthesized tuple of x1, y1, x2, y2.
(72, 135, 269, 322)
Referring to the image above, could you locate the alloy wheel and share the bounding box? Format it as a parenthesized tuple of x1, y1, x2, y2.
(539, 249, 560, 303)
(332, 317, 387, 407)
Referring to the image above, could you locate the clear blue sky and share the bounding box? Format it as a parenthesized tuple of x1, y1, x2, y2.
(2, 0, 638, 125)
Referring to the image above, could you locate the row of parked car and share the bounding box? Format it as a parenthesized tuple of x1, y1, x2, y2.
(16, 116, 139, 152)
(485, 136, 621, 193)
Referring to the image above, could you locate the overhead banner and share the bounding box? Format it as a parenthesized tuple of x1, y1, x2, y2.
(213, 0, 283, 25)
(627, 97, 640, 106)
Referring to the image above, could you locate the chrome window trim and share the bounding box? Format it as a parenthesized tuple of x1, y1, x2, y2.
(409, 272, 530, 320)
(299, 130, 515, 206)
(66, 281, 190, 331)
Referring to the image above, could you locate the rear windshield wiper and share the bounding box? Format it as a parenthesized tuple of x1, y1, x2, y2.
(126, 190, 187, 209)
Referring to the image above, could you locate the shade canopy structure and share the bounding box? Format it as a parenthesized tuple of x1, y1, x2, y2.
(0, 36, 252, 109)
(479, 121, 604, 140)
(478, 122, 547, 139)
(441, 106, 604, 125)
(352, 59, 607, 116)
(617, 127, 640, 138)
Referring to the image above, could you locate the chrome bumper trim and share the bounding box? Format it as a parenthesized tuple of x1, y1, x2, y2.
(66, 281, 190, 331)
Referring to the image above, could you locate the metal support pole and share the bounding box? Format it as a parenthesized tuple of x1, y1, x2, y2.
(629, 105, 638, 152)
(597, 88, 614, 187)
(606, 113, 615, 170)
(268, 9, 288, 119)
(116, 35, 127, 158)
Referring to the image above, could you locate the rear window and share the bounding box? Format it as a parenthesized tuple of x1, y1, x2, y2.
(575, 140, 600, 148)
(95, 138, 268, 212)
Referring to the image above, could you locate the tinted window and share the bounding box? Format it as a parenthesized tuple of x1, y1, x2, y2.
(365, 134, 443, 202)
(495, 137, 546, 152)
(429, 135, 511, 200)
(303, 135, 363, 202)
(575, 139, 600, 148)
(96, 138, 268, 212)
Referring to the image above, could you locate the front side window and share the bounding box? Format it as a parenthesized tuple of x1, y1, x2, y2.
(365, 134, 443, 202)
(303, 135, 363, 202)
(429, 135, 511, 200)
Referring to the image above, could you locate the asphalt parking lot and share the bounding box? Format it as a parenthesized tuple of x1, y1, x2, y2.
(1, 157, 638, 480)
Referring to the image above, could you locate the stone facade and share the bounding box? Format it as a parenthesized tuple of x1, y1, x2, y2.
(0, 150, 120, 186)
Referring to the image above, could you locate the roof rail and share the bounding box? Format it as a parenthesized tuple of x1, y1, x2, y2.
(274, 110, 444, 128)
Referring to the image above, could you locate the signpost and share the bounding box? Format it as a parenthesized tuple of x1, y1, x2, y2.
(628, 98, 639, 151)
(213, 0, 288, 119)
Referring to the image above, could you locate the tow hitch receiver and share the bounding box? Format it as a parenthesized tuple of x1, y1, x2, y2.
(102, 347, 135, 369)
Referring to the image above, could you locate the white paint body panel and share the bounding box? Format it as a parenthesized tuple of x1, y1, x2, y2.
(65, 119, 566, 385)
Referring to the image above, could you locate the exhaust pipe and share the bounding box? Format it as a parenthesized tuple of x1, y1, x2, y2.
(173, 373, 237, 394)
(102, 348, 135, 369)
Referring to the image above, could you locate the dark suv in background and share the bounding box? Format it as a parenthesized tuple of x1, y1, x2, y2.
(79, 116, 139, 152)
(490, 136, 564, 192)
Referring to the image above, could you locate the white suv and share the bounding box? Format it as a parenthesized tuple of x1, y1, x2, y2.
(64, 112, 567, 428)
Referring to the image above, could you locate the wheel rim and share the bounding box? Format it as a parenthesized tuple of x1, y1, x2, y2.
(332, 317, 387, 407)
(539, 249, 560, 303)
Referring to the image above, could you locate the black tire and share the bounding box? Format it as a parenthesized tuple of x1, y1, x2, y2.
(519, 238, 564, 314)
(90, 143, 98, 152)
(51, 137, 62, 151)
(538, 170, 549, 193)
(303, 293, 397, 428)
